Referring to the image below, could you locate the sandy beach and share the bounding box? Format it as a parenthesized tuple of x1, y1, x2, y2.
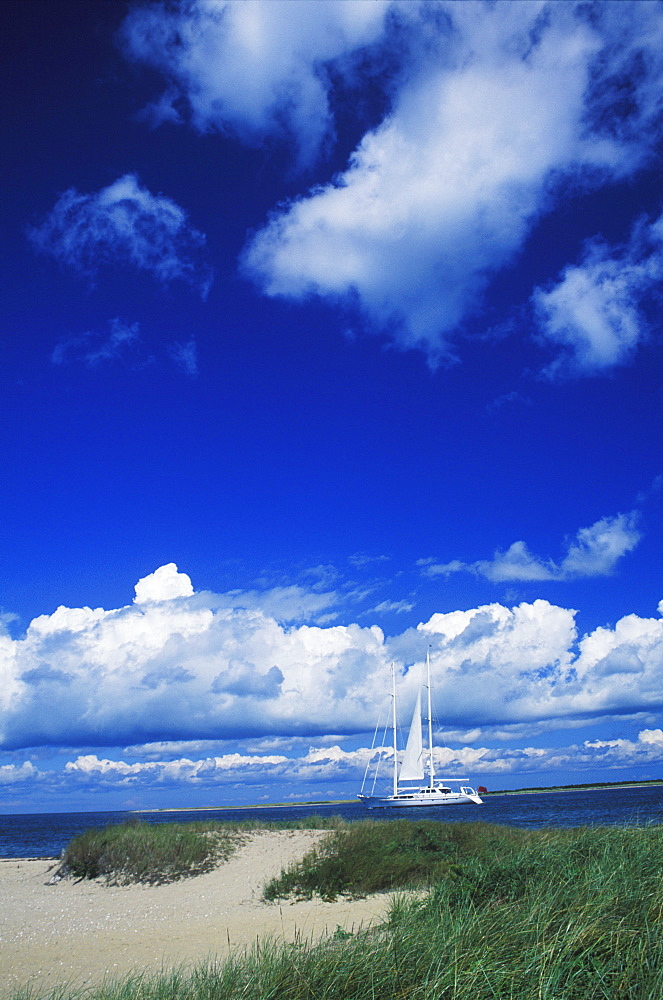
(0, 830, 392, 998)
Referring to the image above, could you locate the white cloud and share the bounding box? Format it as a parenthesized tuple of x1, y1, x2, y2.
(1, 565, 387, 749)
(29, 174, 212, 297)
(409, 599, 579, 726)
(134, 563, 195, 604)
(0, 761, 39, 785)
(239, 2, 663, 362)
(534, 211, 663, 376)
(559, 514, 642, 578)
(2, 563, 663, 761)
(368, 599, 414, 616)
(64, 751, 290, 785)
(569, 613, 663, 717)
(52, 318, 144, 369)
(422, 512, 640, 583)
(219, 584, 339, 624)
(121, 0, 393, 168)
(477, 541, 558, 583)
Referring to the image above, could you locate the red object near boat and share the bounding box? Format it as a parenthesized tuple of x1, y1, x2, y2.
(477, 786, 488, 794)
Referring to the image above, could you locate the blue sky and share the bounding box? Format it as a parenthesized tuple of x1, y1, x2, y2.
(1, 0, 662, 813)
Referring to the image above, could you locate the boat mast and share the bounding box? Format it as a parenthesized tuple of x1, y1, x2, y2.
(391, 662, 398, 797)
(426, 647, 435, 788)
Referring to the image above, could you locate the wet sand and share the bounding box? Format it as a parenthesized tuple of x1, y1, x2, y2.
(0, 830, 392, 998)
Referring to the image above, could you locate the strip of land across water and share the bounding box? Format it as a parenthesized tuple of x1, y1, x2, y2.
(487, 778, 663, 795)
(132, 778, 663, 812)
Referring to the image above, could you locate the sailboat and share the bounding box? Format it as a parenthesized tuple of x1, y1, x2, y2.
(358, 651, 483, 809)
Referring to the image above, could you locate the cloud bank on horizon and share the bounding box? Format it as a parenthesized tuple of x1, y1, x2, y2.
(7, 727, 663, 801)
(119, 0, 663, 369)
(2, 563, 662, 801)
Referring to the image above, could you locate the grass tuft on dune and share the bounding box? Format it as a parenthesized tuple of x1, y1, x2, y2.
(57, 815, 343, 884)
(58, 819, 247, 884)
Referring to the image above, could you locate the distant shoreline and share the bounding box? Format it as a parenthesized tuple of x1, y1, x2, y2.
(132, 779, 663, 813)
(486, 779, 663, 797)
(132, 799, 354, 813)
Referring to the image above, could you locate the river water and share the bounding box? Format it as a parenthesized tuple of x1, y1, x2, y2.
(2, 784, 662, 858)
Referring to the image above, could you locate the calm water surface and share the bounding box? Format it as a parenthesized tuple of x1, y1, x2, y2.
(2, 785, 662, 858)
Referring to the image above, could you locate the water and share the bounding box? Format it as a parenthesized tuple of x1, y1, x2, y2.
(2, 784, 663, 858)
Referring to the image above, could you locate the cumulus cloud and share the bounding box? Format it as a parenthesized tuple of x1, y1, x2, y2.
(534, 211, 663, 376)
(29, 174, 212, 297)
(0, 564, 388, 749)
(134, 563, 195, 603)
(239, 2, 663, 362)
(64, 751, 290, 785)
(2, 563, 663, 763)
(121, 0, 393, 168)
(570, 614, 663, 717)
(404, 599, 579, 726)
(421, 512, 641, 583)
(0, 761, 39, 785)
(411, 596, 663, 726)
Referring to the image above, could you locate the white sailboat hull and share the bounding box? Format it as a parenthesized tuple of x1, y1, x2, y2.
(358, 785, 482, 809)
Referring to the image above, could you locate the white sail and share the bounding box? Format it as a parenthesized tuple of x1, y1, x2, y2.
(399, 690, 424, 781)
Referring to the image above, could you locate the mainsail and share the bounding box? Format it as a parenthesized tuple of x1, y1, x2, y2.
(399, 690, 424, 781)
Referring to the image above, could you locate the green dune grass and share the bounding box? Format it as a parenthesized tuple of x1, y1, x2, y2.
(57, 815, 343, 884)
(57, 818, 246, 884)
(263, 818, 524, 900)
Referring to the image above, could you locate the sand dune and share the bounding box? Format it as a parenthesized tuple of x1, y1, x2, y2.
(0, 830, 392, 998)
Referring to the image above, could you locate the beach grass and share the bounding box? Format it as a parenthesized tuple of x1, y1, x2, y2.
(57, 815, 344, 884)
(263, 818, 523, 900)
(57, 818, 245, 884)
(19, 820, 663, 999)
